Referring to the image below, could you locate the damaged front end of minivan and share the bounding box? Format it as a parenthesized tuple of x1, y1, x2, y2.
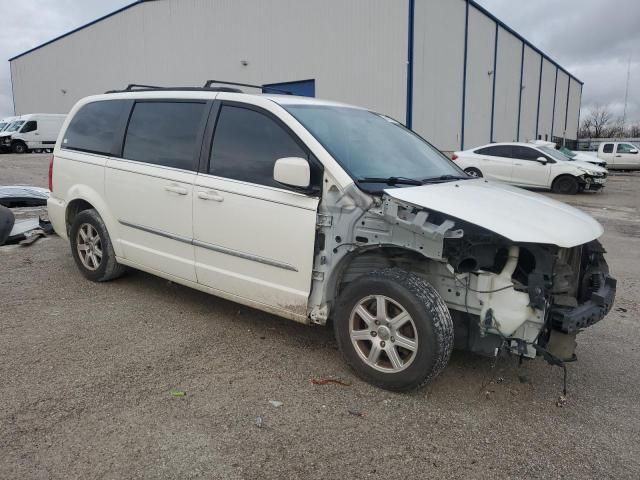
(309, 178, 616, 366)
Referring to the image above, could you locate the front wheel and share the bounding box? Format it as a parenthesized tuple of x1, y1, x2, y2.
(333, 269, 453, 391)
(12, 142, 27, 154)
(552, 175, 580, 194)
(464, 167, 483, 178)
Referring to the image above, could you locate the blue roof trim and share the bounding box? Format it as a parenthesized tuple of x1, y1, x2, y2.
(8, 0, 151, 61)
(468, 0, 583, 85)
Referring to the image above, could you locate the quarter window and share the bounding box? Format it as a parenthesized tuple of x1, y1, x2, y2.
(602, 143, 614, 153)
(209, 105, 307, 188)
(123, 101, 206, 170)
(63, 100, 128, 155)
(20, 121, 37, 133)
(475, 145, 513, 158)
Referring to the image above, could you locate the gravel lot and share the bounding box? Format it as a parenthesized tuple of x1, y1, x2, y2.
(1, 153, 639, 479)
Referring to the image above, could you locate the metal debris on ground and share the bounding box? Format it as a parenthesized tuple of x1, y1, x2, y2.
(0, 186, 49, 208)
(310, 377, 352, 386)
(347, 409, 365, 417)
(269, 400, 283, 408)
(255, 416, 264, 428)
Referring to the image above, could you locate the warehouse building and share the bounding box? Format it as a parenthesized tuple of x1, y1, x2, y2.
(8, 0, 583, 152)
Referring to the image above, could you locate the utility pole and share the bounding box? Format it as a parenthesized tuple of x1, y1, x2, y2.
(622, 56, 631, 134)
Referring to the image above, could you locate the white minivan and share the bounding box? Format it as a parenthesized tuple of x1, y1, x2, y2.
(0, 113, 66, 153)
(47, 86, 616, 391)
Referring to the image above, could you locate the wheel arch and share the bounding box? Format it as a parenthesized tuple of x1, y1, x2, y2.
(326, 246, 429, 308)
(64, 186, 123, 257)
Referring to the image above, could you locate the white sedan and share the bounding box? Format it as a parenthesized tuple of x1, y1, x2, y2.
(453, 142, 608, 194)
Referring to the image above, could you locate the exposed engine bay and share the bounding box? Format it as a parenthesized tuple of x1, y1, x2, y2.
(308, 180, 616, 365)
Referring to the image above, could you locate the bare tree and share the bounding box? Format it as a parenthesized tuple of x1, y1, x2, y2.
(629, 123, 640, 137)
(579, 105, 614, 138)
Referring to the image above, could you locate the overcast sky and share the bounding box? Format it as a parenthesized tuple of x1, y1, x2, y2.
(1, 0, 638, 126)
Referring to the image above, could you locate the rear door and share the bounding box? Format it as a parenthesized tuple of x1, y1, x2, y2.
(614, 143, 640, 168)
(193, 101, 320, 318)
(510, 146, 552, 187)
(473, 145, 514, 182)
(106, 99, 210, 282)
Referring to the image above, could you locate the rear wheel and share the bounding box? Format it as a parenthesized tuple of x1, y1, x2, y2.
(333, 269, 453, 391)
(552, 175, 579, 195)
(69, 209, 126, 282)
(464, 167, 483, 178)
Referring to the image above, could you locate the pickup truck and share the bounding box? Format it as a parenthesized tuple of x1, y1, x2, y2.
(597, 141, 640, 170)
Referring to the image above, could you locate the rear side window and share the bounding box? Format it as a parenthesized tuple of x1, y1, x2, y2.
(209, 105, 307, 188)
(475, 145, 512, 158)
(602, 143, 614, 153)
(512, 146, 543, 161)
(20, 121, 37, 133)
(123, 101, 206, 170)
(63, 100, 128, 155)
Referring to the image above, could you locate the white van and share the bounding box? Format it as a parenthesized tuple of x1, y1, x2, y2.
(47, 86, 615, 391)
(0, 113, 66, 154)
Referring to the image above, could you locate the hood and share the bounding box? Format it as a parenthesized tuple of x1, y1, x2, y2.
(384, 179, 603, 248)
(568, 160, 607, 173)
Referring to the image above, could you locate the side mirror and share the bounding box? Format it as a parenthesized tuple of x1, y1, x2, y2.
(536, 157, 548, 164)
(273, 157, 310, 188)
(630, 149, 639, 154)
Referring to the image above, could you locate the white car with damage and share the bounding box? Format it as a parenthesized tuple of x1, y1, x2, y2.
(47, 85, 616, 391)
(453, 142, 608, 194)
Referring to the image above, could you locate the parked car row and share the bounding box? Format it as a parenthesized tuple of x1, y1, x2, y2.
(0, 113, 66, 154)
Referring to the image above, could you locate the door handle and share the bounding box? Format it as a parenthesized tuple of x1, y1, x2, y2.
(165, 184, 188, 195)
(197, 190, 224, 202)
(615, 155, 622, 157)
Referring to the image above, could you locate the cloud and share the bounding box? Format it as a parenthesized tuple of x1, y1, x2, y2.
(0, 0, 131, 118)
(476, 0, 640, 125)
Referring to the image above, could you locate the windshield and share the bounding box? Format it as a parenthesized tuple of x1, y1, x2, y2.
(0, 123, 7, 131)
(540, 146, 571, 162)
(284, 105, 463, 189)
(5, 121, 24, 133)
(558, 146, 576, 158)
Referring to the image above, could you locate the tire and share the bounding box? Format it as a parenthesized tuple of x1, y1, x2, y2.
(333, 268, 454, 391)
(464, 167, 483, 178)
(69, 209, 126, 282)
(12, 142, 27, 154)
(552, 175, 579, 194)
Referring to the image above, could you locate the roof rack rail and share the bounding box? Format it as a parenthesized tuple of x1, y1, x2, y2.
(105, 84, 244, 94)
(203, 80, 293, 95)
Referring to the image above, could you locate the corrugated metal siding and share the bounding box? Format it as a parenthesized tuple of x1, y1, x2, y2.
(553, 70, 569, 138)
(462, 5, 496, 149)
(412, 0, 466, 152)
(565, 79, 582, 141)
(537, 59, 556, 141)
(10, 0, 408, 119)
(492, 27, 522, 142)
(518, 46, 541, 142)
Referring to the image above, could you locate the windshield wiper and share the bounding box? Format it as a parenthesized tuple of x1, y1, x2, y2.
(357, 176, 423, 186)
(421, 174, 470, 183)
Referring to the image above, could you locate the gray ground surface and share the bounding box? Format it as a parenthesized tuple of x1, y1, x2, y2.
(1, 153, 639, 479)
